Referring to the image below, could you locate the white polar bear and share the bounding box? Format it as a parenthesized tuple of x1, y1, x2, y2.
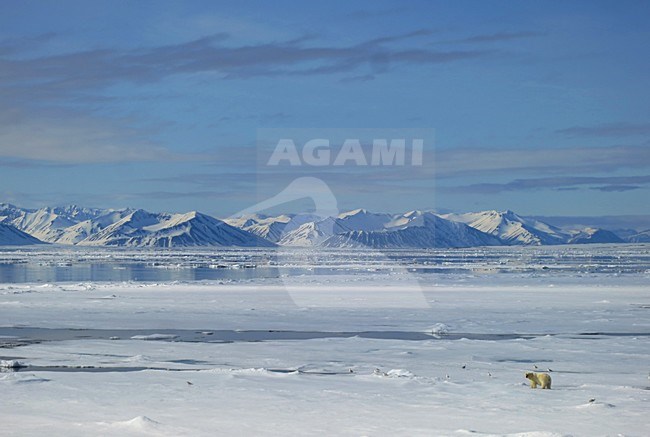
(525, 372, 552, 389)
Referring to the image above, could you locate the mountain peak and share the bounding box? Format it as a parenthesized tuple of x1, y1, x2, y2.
(180, 210, 200, 220)
(339, 208, 368, 218)
(500, 209, 519, 218)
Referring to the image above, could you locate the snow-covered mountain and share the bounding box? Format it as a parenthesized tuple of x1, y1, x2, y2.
(260, 209, 419, 246)
(383, 210, 430, 230)
(442, 210, 568, 245)
(1, 204, 75, 242)
(54, 209, 135, 245)
(336, 209, 394, 231)
(1, 202, 643, 248)
(278, 217, 350, 246)
(79, 210, 274, 247)
(222, 208, 645, 248)
(0, 223, 44, 246)
(224, 213, 322, 243)
(233, 209, 392, 247)
(1, 204, 273, 248)
(566, 228, 624, 244)
(626, 229, 650, 243)
(228, 215, 292, 242)
(0, 203, 133, 244)
(322, 213, 501, 248)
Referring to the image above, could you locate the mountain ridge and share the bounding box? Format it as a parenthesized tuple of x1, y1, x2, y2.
(0, 223, 45, 246)
(0, 202, 645, 248)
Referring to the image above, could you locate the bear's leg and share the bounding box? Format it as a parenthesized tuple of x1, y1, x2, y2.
(530, 380, 537, 388)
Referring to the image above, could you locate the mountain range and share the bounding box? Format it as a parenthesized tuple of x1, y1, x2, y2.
(0, 202, 645, 248)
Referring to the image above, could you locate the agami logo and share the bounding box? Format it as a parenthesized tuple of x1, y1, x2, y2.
(267, 138, 424, 166)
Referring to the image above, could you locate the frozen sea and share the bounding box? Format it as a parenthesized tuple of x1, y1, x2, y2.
(1, 245, 649, 436)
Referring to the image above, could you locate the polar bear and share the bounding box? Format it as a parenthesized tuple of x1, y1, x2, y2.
(525, 372, 552, 389)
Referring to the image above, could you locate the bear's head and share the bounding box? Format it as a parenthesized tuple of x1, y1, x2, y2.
(525, 372, 534, 379)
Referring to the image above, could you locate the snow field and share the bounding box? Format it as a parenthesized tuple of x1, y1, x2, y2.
(1, 274, 648, 435)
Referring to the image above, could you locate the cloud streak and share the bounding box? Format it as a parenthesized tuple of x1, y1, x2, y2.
(454, 31, 546, 44)
(0, 31, 491, 164)
(556, 122, 650, 137)
(0, 30, 488, 94)
(433, 144, 650, 177)
(148, 142, 650, 190)
(442, 175, 650, 194)
(592, 185, 641, 192)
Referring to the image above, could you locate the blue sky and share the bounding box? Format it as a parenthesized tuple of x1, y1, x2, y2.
(1, 0, 649, 217)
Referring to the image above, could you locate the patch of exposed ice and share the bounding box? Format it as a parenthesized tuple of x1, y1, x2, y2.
(98, 416, 162, 432)
(204, 367, 297, 377)
(429, 323, 450, 337)
(0, 359, 25, 369)
(372, 368, 416, 379)
(130, 334, 178, 341)
(385, 369, 415, 378)
(124, 355, 150, 363)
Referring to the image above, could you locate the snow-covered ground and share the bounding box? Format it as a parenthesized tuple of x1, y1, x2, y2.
(1, 246, 649, 436)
